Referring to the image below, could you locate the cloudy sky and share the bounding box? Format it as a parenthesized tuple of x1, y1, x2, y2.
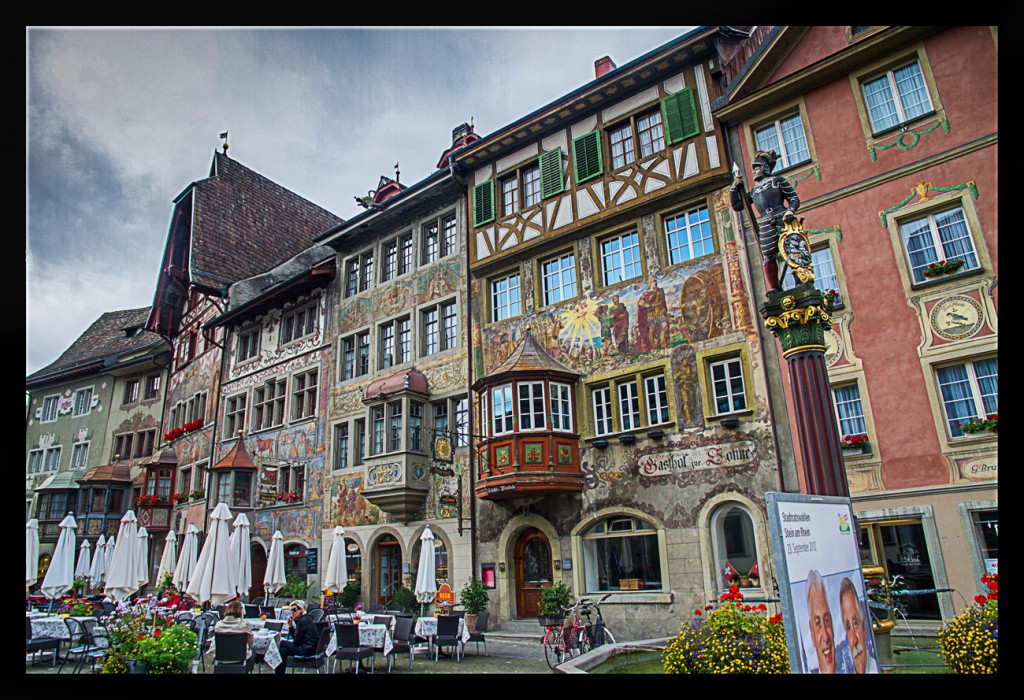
(26, 26, 696, 376)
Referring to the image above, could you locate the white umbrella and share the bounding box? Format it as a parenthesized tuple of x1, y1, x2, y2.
(186, 503, 237, 606)
(104, 511, 141, 602)
(173, 524, 199, 592)
(136, 527, 151, 592)
(74, 538, 92, 582)
(229, 512, 252, 599)
(41, 513, 77, 600)
(89, 534, 107, 589)
(414, 525, 437, 615)
(263, 530, 287, 600)
(322, 526, 348, 594)
(26, 519, 40, 590)
(104, 535, 117, 573)
(156, 529, 178, 586)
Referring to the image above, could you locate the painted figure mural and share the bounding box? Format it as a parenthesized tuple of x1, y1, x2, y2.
(635, 274, 670, 352)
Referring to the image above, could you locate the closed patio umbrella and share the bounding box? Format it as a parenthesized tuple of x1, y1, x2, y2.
(173, 524, 199, 592)
(414, 525, 437, 616)
(104, 511, 141, 602)
(186, 503, 237, 607)
(89, 534, 107, 589)
(136, 527, 151, 592)
(322, 526, 348, 594)
(229, 512, 251, 599)
(263, 530, 287, 602)
(74, 538, 92, 583)
(26, 519, 39, 590)
(156, 529, 177, 587)
(41, 513, 77, 601)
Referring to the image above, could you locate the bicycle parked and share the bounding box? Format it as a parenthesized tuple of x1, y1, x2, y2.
(542, 594, 615, 669)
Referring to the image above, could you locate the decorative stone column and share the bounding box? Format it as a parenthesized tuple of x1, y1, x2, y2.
(761, 283, 851, 497)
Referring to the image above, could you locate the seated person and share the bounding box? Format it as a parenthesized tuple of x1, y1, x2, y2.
(214, 600, 255, 670)
(158, 587, 182, 609)
(276, 600, 318, 675)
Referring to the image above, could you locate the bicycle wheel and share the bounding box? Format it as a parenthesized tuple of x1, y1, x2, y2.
(577, 628, 593, 655)
(543, 628, 565, 669)
(596, 626, 615, 645)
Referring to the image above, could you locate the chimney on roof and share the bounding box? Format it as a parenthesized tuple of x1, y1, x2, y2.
(595, 56, 617, 79)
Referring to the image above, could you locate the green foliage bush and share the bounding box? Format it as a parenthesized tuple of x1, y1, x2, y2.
(539, 581, 572, 618)
(662, 586, 789, 674)
(459, 577, 489, 614)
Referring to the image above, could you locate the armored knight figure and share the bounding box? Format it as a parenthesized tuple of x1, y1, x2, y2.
(730, 149, 800, 292)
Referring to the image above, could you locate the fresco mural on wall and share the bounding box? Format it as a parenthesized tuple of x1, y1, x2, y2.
(251, 506, 321, 540)
(331, 474, 381, 527)
(484, 264, 733, 376)
(336, 296, 372, 331)
(416, 262, 460, 301)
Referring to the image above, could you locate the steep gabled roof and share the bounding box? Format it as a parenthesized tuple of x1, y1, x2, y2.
(473, 327, 581, 390)
(26, 307, 165, 387)
(190, 152, 343, 289)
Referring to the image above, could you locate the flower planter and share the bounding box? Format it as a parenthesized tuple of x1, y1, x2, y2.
(465, 613, 478, 633)
(841, 446, 867, 457)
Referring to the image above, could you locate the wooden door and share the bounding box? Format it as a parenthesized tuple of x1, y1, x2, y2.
(514, 527, 552, 618)
(249, 544, 267, 601)
(376, 536, 402, 608)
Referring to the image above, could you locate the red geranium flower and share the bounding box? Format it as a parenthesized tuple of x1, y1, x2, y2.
(974, 594, 987, 605)
(694, 609, 702, 616)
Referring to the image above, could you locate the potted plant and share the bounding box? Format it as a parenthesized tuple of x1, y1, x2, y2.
(339, 573, 361, 609)
(189, 488, 205, 500)
(959, 413, 997, 435)
(390, 580, 418, 614)
(279, 573, 312, 602)
(839, 434, 870, 455)
(922, 259, 965, 278)
(538, 581, 571, 626)
(938, 573, 997, 674)
(100, 602, 197, 674)
(459, 577, 490, 632)
(662, 585, 788, 673)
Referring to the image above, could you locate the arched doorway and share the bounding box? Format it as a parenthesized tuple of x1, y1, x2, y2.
(514, 527, 552, 618)
(374, 534, 402, 608)
(250, 543, 267, 601)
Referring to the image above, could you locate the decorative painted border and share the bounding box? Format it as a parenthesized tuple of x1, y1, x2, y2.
(805, 225, 844, 243)
(868, 117, 950, 162)
(878, 180, 978, 228)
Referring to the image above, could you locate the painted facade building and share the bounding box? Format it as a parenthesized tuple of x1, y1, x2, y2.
(147, 150, 342, 585)
(26, 307, 169, 579)
(315, 132, 475, 610)
(714, 26, 998, 622)
(455, 27, 790, 641)
(204, 245, 338, 597)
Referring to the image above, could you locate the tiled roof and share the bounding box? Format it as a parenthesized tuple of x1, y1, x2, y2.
(490, 326, 582, 377)
(79, 462, 133, 484)
(189, 152, 343, 290)
(363, 368, 430, 401)
(212, 436, 257, 470)
(26, 307, 164, 384)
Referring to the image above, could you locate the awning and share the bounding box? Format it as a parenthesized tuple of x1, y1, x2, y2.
(34, 468, 87, 491)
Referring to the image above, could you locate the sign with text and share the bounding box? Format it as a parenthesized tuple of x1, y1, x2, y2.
(435, 582, 455, 607)
(305, 548, 318, 575)
(767, 492, 879, 674)
(636, 441, 755, 476)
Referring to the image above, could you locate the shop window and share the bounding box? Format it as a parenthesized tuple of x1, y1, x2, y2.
(580, 515, 663, 592)
(710, 504, 761, 590)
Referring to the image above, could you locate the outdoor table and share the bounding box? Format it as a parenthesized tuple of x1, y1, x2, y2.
(324, 622, 394, 658)
(28, 615, 95, 640)
(253, 629, 282, 669)
(414, 615, 470, 645)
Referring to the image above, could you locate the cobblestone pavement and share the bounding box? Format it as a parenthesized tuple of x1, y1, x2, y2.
(26, 638, 554, 676)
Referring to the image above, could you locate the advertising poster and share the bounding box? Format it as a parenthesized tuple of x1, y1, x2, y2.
(767, 492, 879, 674)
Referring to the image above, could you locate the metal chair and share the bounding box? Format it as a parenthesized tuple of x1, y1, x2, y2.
(332, 622, 375, 674)
(213, 632, 252, 674)
(244, 604, 261, 619)
(433, 614, 462, 661)
(385, 616, 416, 672)
(250, 596, 266, 606)
(264, 620, 286, 633)
(59, 618, 103, 674)
(285, 626, 331, 674)
(385, 605, 406, 614)
(307, 607, 325, 623)
(26, 617, 61, 667)
(465, 610, 489, 656)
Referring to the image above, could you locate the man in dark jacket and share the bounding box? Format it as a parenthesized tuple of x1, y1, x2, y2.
(275, 599, 319, 674)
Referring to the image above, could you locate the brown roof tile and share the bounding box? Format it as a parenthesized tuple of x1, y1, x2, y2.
(490, 326, 582, 377)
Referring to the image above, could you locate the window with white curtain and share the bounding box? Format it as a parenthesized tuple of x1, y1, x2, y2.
(580, 515, 663, 592)
(936, 358, 998, 438)
(711, 504, 761, 590)
(862, 60, 934, 133)
(753, 112, 810, 169)
(899, 206, 979, 284)
(832, 384, 867, 438)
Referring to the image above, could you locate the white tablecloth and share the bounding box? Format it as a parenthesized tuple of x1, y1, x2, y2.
(253, 629, 282, 668)
(324, 623, 393, 657)
(415, 616, 470, 644)
(27, 615, 94, 640)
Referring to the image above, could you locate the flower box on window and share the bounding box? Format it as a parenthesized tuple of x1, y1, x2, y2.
(959, 414, 997, 435)
(922, 259, 965, 278)
(840, 434, 870, 455)
(620, 578, 644, 590)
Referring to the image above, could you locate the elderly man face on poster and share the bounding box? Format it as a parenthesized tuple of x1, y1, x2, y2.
(806, 569, 836, 673)
(837, 576, 877, 673)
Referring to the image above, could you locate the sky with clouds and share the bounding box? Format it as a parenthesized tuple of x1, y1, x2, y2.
(26, 26, 696, 376)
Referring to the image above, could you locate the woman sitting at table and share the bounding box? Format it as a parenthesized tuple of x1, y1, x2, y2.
(215, 600, 255, 669)
(158, 587, 182, 609)
(275, 600, 318, 675)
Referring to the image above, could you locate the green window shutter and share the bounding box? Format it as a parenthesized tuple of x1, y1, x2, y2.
(473, 180, 495, 227)
(572, 131, 604, 184)
(662, 88, 701, 144)
(539, 147, 564, 199)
